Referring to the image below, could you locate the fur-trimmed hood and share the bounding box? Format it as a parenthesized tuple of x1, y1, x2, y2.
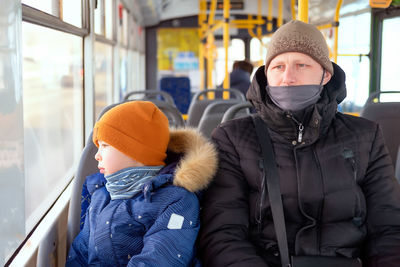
(167, 128, 218, 192)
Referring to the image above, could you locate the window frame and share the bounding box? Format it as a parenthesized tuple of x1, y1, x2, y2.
(370, 7, 400, 95)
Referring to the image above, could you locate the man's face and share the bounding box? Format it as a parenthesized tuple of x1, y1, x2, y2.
(266, 52, 331, 86)
(95, 140, 144, 176)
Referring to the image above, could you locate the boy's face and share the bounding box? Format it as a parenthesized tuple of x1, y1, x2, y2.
(95, 140, 144, 176)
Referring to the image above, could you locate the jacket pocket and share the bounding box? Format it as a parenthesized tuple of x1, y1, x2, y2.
(342, 148, 366, 226)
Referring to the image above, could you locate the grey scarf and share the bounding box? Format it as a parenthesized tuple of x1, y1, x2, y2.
(105, 166, 162, 200)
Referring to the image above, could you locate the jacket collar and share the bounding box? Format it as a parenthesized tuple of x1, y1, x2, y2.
(246, 63, 346, 144)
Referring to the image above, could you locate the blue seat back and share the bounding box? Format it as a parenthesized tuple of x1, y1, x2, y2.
(160, 76, 191, 114)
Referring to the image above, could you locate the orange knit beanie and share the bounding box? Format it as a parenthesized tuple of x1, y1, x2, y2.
(92, 101, 169, 166)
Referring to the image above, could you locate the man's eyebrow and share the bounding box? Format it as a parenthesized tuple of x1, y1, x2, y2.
(270, 60, 285, 65)
(292, 58, 314, 64)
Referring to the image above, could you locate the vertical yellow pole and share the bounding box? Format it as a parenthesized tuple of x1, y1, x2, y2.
(267, 0, 273, 32)
(199, 42, 205, 90)
(222, 0, 230, 99)
(257, 0, 262, 36)
(207, 34, 215, 91)
(333, 0, 343, 63)
(278, 0, 283, 27)
(298, 0, 308, 23)
(208, 0, 217, 27)
(198, 0, 206, 90)
(206, 0, 217, 95)
(291, 0, 296, 20)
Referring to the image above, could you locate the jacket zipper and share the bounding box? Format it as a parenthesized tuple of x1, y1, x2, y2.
(297, 124, 304, 143)
(349, 156, 361, 218)
(288, 114, 304, 143)
(312, 147, 324, 254)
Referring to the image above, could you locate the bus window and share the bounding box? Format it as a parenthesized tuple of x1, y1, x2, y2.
(105, 0, 114, 40)
(250, 36, 270, 78)
(22, 22, 83, 233)
(338, 12, 371, 113)
(215, 38, 245, 87)
(22, 0, 82, 28)
(62, 0, 82, 28)
(22, 0, 54, 16)
(94, 0, 104, 35)
(119, 48, 128, 100)
(380, 17, 400, 101)
(250, 37, 270, 66)
(94, 42, 113, 119)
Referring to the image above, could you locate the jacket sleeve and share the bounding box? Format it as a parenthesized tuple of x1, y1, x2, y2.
(362, 125, 400, 267)
(127, 190, 200, 267)
(199, 125, 269, 267)
(66, 207, 90, 266)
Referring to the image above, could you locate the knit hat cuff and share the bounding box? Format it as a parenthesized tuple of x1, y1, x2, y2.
(93, 123, 167, 166)
(264, 20, 334, 75)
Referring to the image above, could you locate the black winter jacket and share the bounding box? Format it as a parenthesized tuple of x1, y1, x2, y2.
(199, 64, 400, 267)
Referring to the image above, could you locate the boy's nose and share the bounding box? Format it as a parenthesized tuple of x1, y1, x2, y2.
(94, 150, 101, 161)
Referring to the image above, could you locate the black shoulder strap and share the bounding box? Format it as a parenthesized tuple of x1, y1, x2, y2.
(252, 115, 291, 267)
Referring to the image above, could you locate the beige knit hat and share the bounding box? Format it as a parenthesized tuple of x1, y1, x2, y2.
(265, 20, 334, 75)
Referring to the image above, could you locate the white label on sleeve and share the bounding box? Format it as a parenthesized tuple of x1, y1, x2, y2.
(167, 213, 184, 229)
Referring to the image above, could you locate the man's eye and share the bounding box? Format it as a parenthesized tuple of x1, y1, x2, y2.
(298, 64, 306, 68)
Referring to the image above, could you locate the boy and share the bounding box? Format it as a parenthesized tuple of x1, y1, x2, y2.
(67, 101, 217, 266)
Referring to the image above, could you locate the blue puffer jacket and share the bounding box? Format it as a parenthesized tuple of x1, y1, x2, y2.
(67, 128, 218, 267)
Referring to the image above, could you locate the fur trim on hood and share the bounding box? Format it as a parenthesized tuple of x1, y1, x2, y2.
(167, 128, 218, 192)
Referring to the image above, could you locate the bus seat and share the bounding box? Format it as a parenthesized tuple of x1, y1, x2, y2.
(67, 103, 119, 249)
(123, 90, 176, 106)
(186, 88, 245, 127)
(149, 100, 185, 127)
(197, 100, 244, 138)
(221, 101, 253, 123)
(126, 96, 184, 127)
(160, 76, 191, 114)
(360, 91, 400, 167)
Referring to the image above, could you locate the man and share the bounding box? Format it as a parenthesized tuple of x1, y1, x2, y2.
(229, 60, 254, 97)
(200, 20, 400, 267)
(217, 60, 253, 99)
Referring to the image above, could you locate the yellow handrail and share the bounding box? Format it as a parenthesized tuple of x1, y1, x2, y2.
(278, 0, 283, 27)
(298, 0, 308, 22)
(267, 0, 273, 32)
(333, 0, 344, 63)
(222, 0, 230, 100)
(208, 0, 217, 27)
(338, 53, 369, 57)
(291, 0, 296, 20)
(198, 0, 207, 90)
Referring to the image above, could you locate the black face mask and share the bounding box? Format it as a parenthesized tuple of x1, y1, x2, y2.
(266, 71, 325, 111)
